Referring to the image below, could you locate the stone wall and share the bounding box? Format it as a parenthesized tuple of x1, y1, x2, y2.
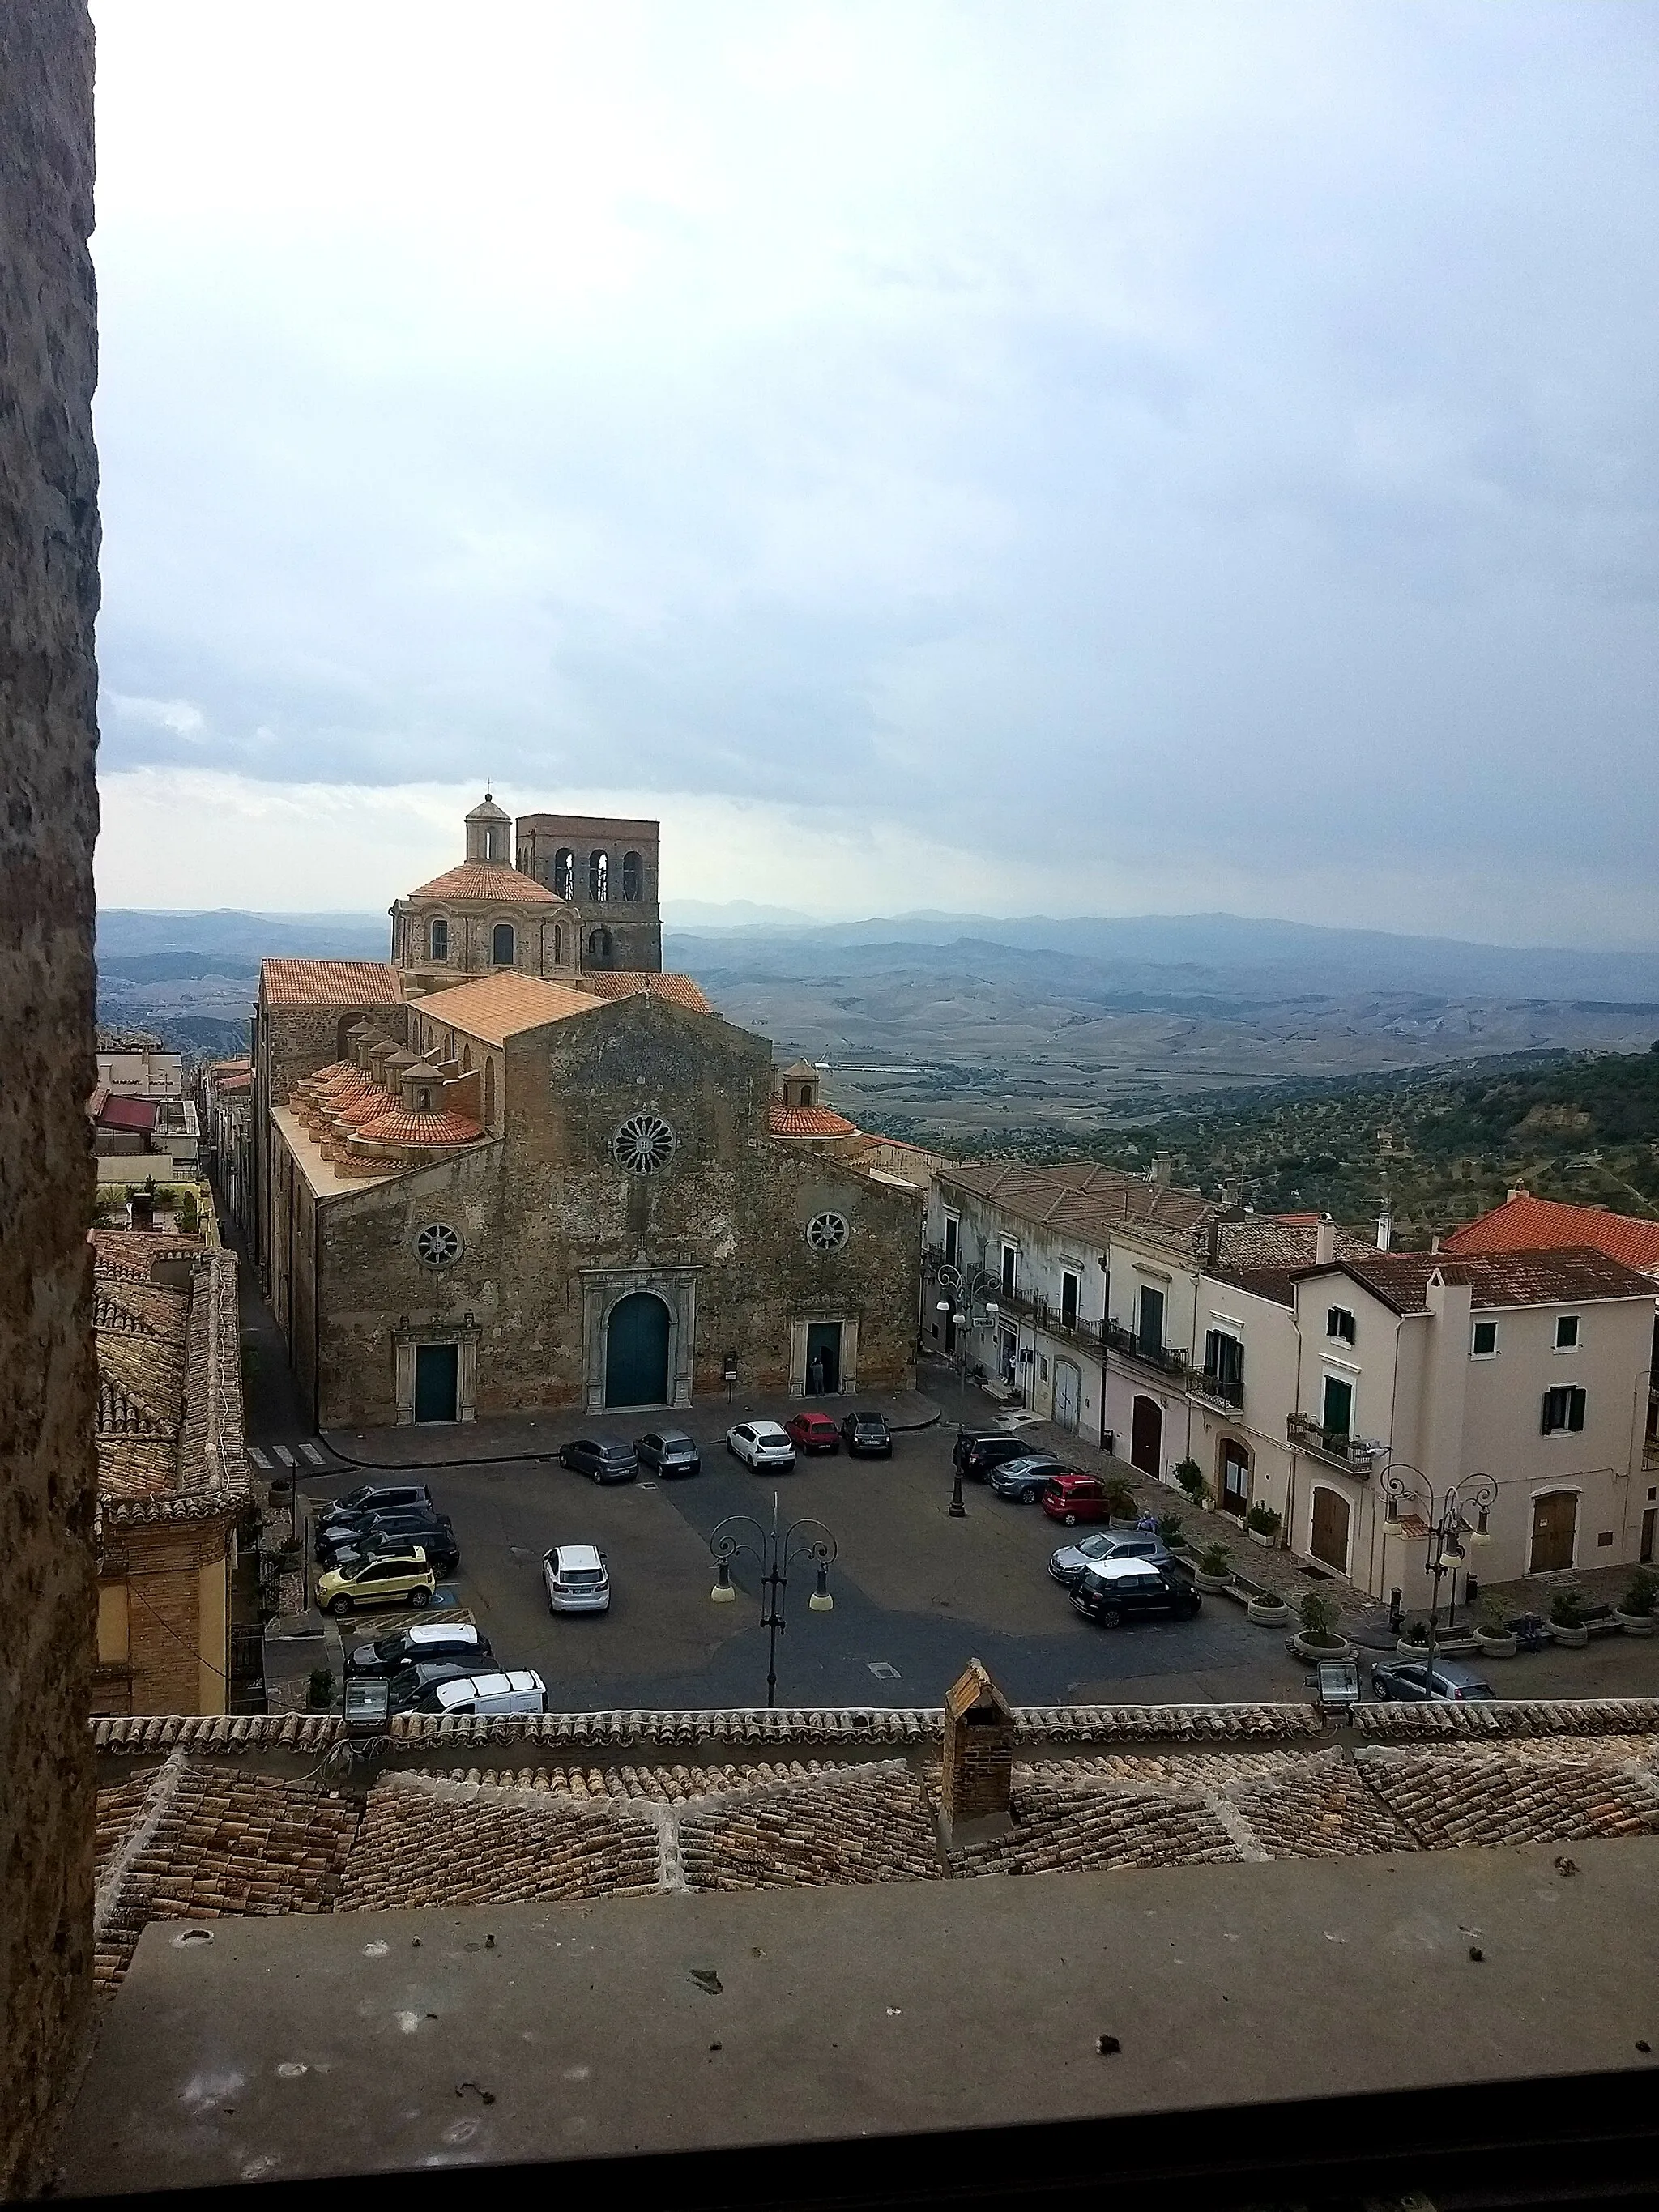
(295, 996, 921, 1426)
(0, 2, 100, 2190)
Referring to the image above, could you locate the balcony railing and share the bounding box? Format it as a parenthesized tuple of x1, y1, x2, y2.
(1192, 1370, 1245, 1410)
(1102, 1318, 1189, 1378)
(1286, 1411, 1384, 1473)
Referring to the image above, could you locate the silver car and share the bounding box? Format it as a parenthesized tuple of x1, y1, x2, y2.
(1048, 1529, 1170, 1588)
(987, 1454, 1066, 1504)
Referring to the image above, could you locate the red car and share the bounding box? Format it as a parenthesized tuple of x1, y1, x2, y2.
(785, 1410, 841, 1454)
(1041, 1473, 1111, 1527)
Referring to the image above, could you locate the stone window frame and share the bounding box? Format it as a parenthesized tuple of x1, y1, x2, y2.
(787, 1309, 860, 1400)
(392, 1318, 479, 1426)
(579, 1267, 697, 1413)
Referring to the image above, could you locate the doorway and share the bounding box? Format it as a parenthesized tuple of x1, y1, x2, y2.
(1219, 1440, 1251, 1516)
(1310, 1485, 1350, 1572)
(1137, 1283, 1166, 1357)
(1529, 1490, 1578, 1575)
(805, 1321, 842, 1396)
(1643, 1507, 1656, 1567)
(1129, 1395, 1162, 1477)
(413, 1343, 458, 1425)
(1053, 1357, 1081, 1433)
(604, 1292, 671, 1408)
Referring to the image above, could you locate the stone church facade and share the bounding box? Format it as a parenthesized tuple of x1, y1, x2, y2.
(252, 799, 921, 1428)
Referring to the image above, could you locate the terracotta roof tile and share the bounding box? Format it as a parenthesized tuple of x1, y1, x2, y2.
(1316, 1245, 1658, 1313)
(405, 861, 560, 905)
(939, 1161, 1213, 1252)
(770, 1102, 858, 1137)
(581, 971, 713, 1012)
(352, 1106, 486, 1146)
(413, 971, 607, 1047)
(1444, 1191, 1659, 1275)
(260, 959, 402, 1008)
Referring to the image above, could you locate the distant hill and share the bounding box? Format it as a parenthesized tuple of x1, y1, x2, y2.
(97, 910, 389, 961)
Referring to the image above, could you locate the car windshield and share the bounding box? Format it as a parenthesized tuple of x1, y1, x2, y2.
(1074, 1534, 1113, 1557)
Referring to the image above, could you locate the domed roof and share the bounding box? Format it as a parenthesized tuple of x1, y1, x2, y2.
(404, 861, 560, 905)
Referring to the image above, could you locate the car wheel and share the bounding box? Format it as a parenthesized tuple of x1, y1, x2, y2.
(593, 1468, 604, 1484)
(329, 1595, 352, 1616)
(407, 1587, 430, 1609)
(1064, 1512, 1077, 1527)
(1373, 1679, 1389, 1698)
(1021, 1486, 1041, 1505)
(1100, 1605, 1123, 1629)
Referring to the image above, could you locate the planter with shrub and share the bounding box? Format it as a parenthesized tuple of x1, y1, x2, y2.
(1193, 1542, 1233, 1594)
(1615, 1570, 1657, 1636)
(1291, 1587, 1356, 1664)
(1247, 1592, 1290, 1626)
(1548, 1592, 1589, 1648)
(1474, 1600, 1517, 1659)
(1173, 1459, 1208, 1508)
(1243, 1503, 1282, 1549)
(305, 1667, 335, 1712)
(1155, 1513, 1185, 1548)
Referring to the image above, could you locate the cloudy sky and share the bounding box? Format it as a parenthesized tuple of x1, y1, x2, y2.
(91, 2, 1658, 941)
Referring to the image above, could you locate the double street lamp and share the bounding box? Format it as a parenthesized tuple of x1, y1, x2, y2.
(709, 1498, 836, 1710)
(935, 1264, 1001, 1518)
(1381, 1466, 1496, 1692)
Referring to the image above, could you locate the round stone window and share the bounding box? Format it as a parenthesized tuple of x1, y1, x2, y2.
(612, 1110, 676, 1176)
(805, 1211, 850, 1253)
(413, 1222, 463, 1268)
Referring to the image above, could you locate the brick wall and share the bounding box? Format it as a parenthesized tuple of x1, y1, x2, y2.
(0, 4, 100, 2189)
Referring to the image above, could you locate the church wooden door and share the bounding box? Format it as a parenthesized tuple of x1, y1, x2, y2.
(605, 1293, 671, 1409)
(1310, 1485, 1350, 1572)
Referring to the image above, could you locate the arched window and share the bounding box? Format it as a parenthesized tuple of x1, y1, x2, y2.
(492, 921, 515, 966)
(484, 824, 505, 862)
(445, 1029, 454, 1061)
(554, 923, 565, 966)
(416, 1087, 432, 1113)
(621, 850, 642, 901)
(429, 915, 448, 961)
(484, 1058, 496, 1126)
(462, 1044, 471, 1072)
(587, 926, 613, 965)
(552, 847, 574, 899)
(588, 850, 608, 901)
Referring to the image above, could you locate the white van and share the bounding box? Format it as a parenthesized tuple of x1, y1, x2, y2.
(424, 1669, 547, 1716)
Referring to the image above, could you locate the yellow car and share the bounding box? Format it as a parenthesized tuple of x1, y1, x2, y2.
(316, 1548, 436, 1617)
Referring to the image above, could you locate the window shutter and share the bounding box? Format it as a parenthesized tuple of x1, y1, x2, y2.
(1568, 1387, 1586, 1433)
(1205, 1329, 1222, 1374)
(1541, 1390, 1557, 1434)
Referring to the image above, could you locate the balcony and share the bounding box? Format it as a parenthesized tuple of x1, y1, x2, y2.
(1286, 1411, 1384, 1473)
(1102, 1318, 1189, 1379)
(1191, 1369, 1244, 1411)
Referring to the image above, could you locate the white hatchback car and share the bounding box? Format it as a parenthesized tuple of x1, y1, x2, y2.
(543, 1543, 610, 1614)
(425, 1670, 548, 1716)
(726, 1420, 797, 1470)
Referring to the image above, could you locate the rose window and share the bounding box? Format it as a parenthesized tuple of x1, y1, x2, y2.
(805, 1211, 850, 1252)
(612, 1111, 676, 1175)
(414, 1222, 463, 1267)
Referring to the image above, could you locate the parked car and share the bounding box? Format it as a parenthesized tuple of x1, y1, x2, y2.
(1072, 1557, 1201, 1628)
(840, 1410, 893, 1458)
(1041, 1473, 1115, 1526)
(315, 1507, 456, 1560)
(1368, 1656, 1496, 1703)
(727, 1421, 796, 1470)
(316, 1482, 433, 1530)
(322, 1520, 460, 1579)
(385, 1659, 487, 1714)
(987, 1454, 1069, 1504)
(416, 1669, 547, 1717)
(786, 1411, 841, 1455)
(634, 1429, 701, 1477)
(544, 1543, 611, 1613)
(953, 1430, 1038, 1481)
(1048, 1529, 1171, 1588)
(316, 1549, 437, 1617)
(557, 1436, 638, 1484)
(346, 1621, 493, 1678)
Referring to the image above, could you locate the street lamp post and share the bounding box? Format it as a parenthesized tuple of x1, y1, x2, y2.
(708, 1496, 836, 1709)
(935, 1264, 1000, 1519)
(1380, 1466, 1496, 1694)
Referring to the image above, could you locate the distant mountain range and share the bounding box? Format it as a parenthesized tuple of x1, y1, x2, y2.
(97, 906, 1659, 1004)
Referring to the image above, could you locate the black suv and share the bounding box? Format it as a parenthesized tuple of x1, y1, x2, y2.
(318, 1515, 460, 1577)
(347, 1623, 494, 1678)
(558, 1437, 639, 1484)
(841, 1411, 893, 1458)
(953, 1431, 1038, 1481)
(317, 1482, 433, 1530)
(634, 1429, 701, 1477)
(1072, 1562, 1201, 1628)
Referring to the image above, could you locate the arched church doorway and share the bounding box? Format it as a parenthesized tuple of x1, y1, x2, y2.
(604, 1292, 671, 1408)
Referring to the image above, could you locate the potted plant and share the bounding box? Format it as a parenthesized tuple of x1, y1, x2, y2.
(1173, 1459, 1207, 1507)
(1155, 1512, 1185, 1548)
(1101, 1476, 1137, 1524)
(1247, 1588, 1291, 1626)
(1292, 1587, 1356, 1663)
(1614, 1570, 1657, 1638)
(1548, 1590, 1589, 1647)
(1474, 1597, 1517, 1659)
(305, 1666, 335, 1712)
(1193, 1542, 1233, 1593)
(1244, 1502, 1282, 1549)
(1397, 1616, 1430, 1656)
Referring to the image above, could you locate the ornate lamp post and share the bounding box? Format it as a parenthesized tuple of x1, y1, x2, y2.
(709, 1496, 836, 1709)
(1380, 1466, 1496, 1693)
(935, 1265, 1000, 1518)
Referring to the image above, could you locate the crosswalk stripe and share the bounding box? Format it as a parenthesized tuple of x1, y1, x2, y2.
(272, 1445, 296, 1468)
(298, 1443, 325, 1466)
(247, 1447, 271, 1470)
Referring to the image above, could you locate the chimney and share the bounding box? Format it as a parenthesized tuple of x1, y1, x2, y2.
(1376, 1201, 1393, 1253)
(1315, 1214, 1337, 1266)
(1431, 1233, 1441, 1254)
(1149, 1155, 1167, 1185)
(938, 1658, 1015, 1848)
(1507, 1185, 1527, 1204)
